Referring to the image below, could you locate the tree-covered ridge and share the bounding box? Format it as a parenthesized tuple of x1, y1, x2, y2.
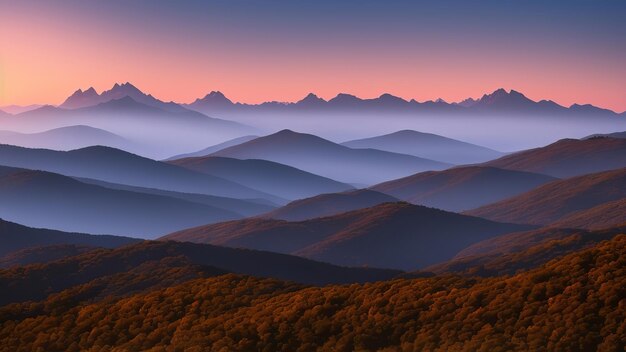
(1, 235, 623, 351)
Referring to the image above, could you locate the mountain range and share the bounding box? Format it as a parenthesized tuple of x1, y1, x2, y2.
(60, 82, 189, 113)
(1, 91, 256, 159)
(6, 84, 622, 118)
(187, 88, 625, 117)
(209, 129, 451, 185)
(163, 202, 531, 270)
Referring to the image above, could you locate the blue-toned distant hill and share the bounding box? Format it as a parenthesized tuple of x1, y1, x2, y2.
(0, 144, 279, 201)
(210, 129, 451, 185)
(168, 155, 353, 200)
(0, 125, 133, 151)
(342, 130, 504, 164)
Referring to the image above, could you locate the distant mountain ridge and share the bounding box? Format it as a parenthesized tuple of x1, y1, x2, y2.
(209, 129, 451, 185)
(0, 125, 133, 151)
(341, 130, 504, 164)
(32, 83, 621, 117)
(186, 88, 624, 117)
(168, 155, 353, 200)
(163, 202, 531, 270)
(0, 144, 279, 201)
(0, 165, 244, 237)
(61, 82, 189, 113)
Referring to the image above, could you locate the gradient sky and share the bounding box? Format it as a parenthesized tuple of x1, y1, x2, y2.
(1, 0, 625, 111)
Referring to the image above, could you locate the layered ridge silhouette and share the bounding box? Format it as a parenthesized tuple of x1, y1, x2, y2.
(372, 166, 556, 212)
(467, 168, 626, 227)
(262, 189, 399, 221)
(168, 155, 353, 200)
(210, 129, 451, 185)
(342, 130, 504, 164)
(484, 137, 626, 177)
(0, 166, 244, 237)
(163, 202, 531, 270)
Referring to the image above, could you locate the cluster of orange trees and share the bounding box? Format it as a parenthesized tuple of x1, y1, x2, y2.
(0, 235, 624, 351)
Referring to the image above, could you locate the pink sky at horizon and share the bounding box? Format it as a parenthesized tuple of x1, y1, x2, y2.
(1, 1, 624, 112)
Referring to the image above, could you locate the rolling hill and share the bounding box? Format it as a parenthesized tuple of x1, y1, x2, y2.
(76, 177, 276, 216)
(551, 198, 626, 230)
(262, 189, 398, 221)
(0, 244, 97, 269)
(0, 240, 401, 306)
(1, 235, 622, 351)
(467, 168, 626, 226)
(210, 129, 451, 185)
(371, 166, 556, 212)
(0, 166, 244, 237)
(0, 125, 133, 151)
(0, 144, 280, 201)
(428, 225, 626, 276)
(0, 218, 139, 257)
(168, 156, 353, 200)
(163, 202, 530, 270)
(342, 130, 504, 164)
(484, 137, 626, 177)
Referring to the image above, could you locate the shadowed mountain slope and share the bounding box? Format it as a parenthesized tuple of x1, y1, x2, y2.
(262, 189, 398, 221)
(0, 166, 243, 237)
(372, 166, 556, 212)
(76, 177, 276, 216)
(0, 244, 96, 269)
(169, 156, 352, 200)
(0, 240, 401, 306)
(467, 168, 626, 226)
(484, 137, 626, 177)
(163, 202, 530, 270)
(0, 218, 139, 257)
(428, 225, 626, 276)
(0, 144, 279, 201)
(551, 198, 626, 230)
